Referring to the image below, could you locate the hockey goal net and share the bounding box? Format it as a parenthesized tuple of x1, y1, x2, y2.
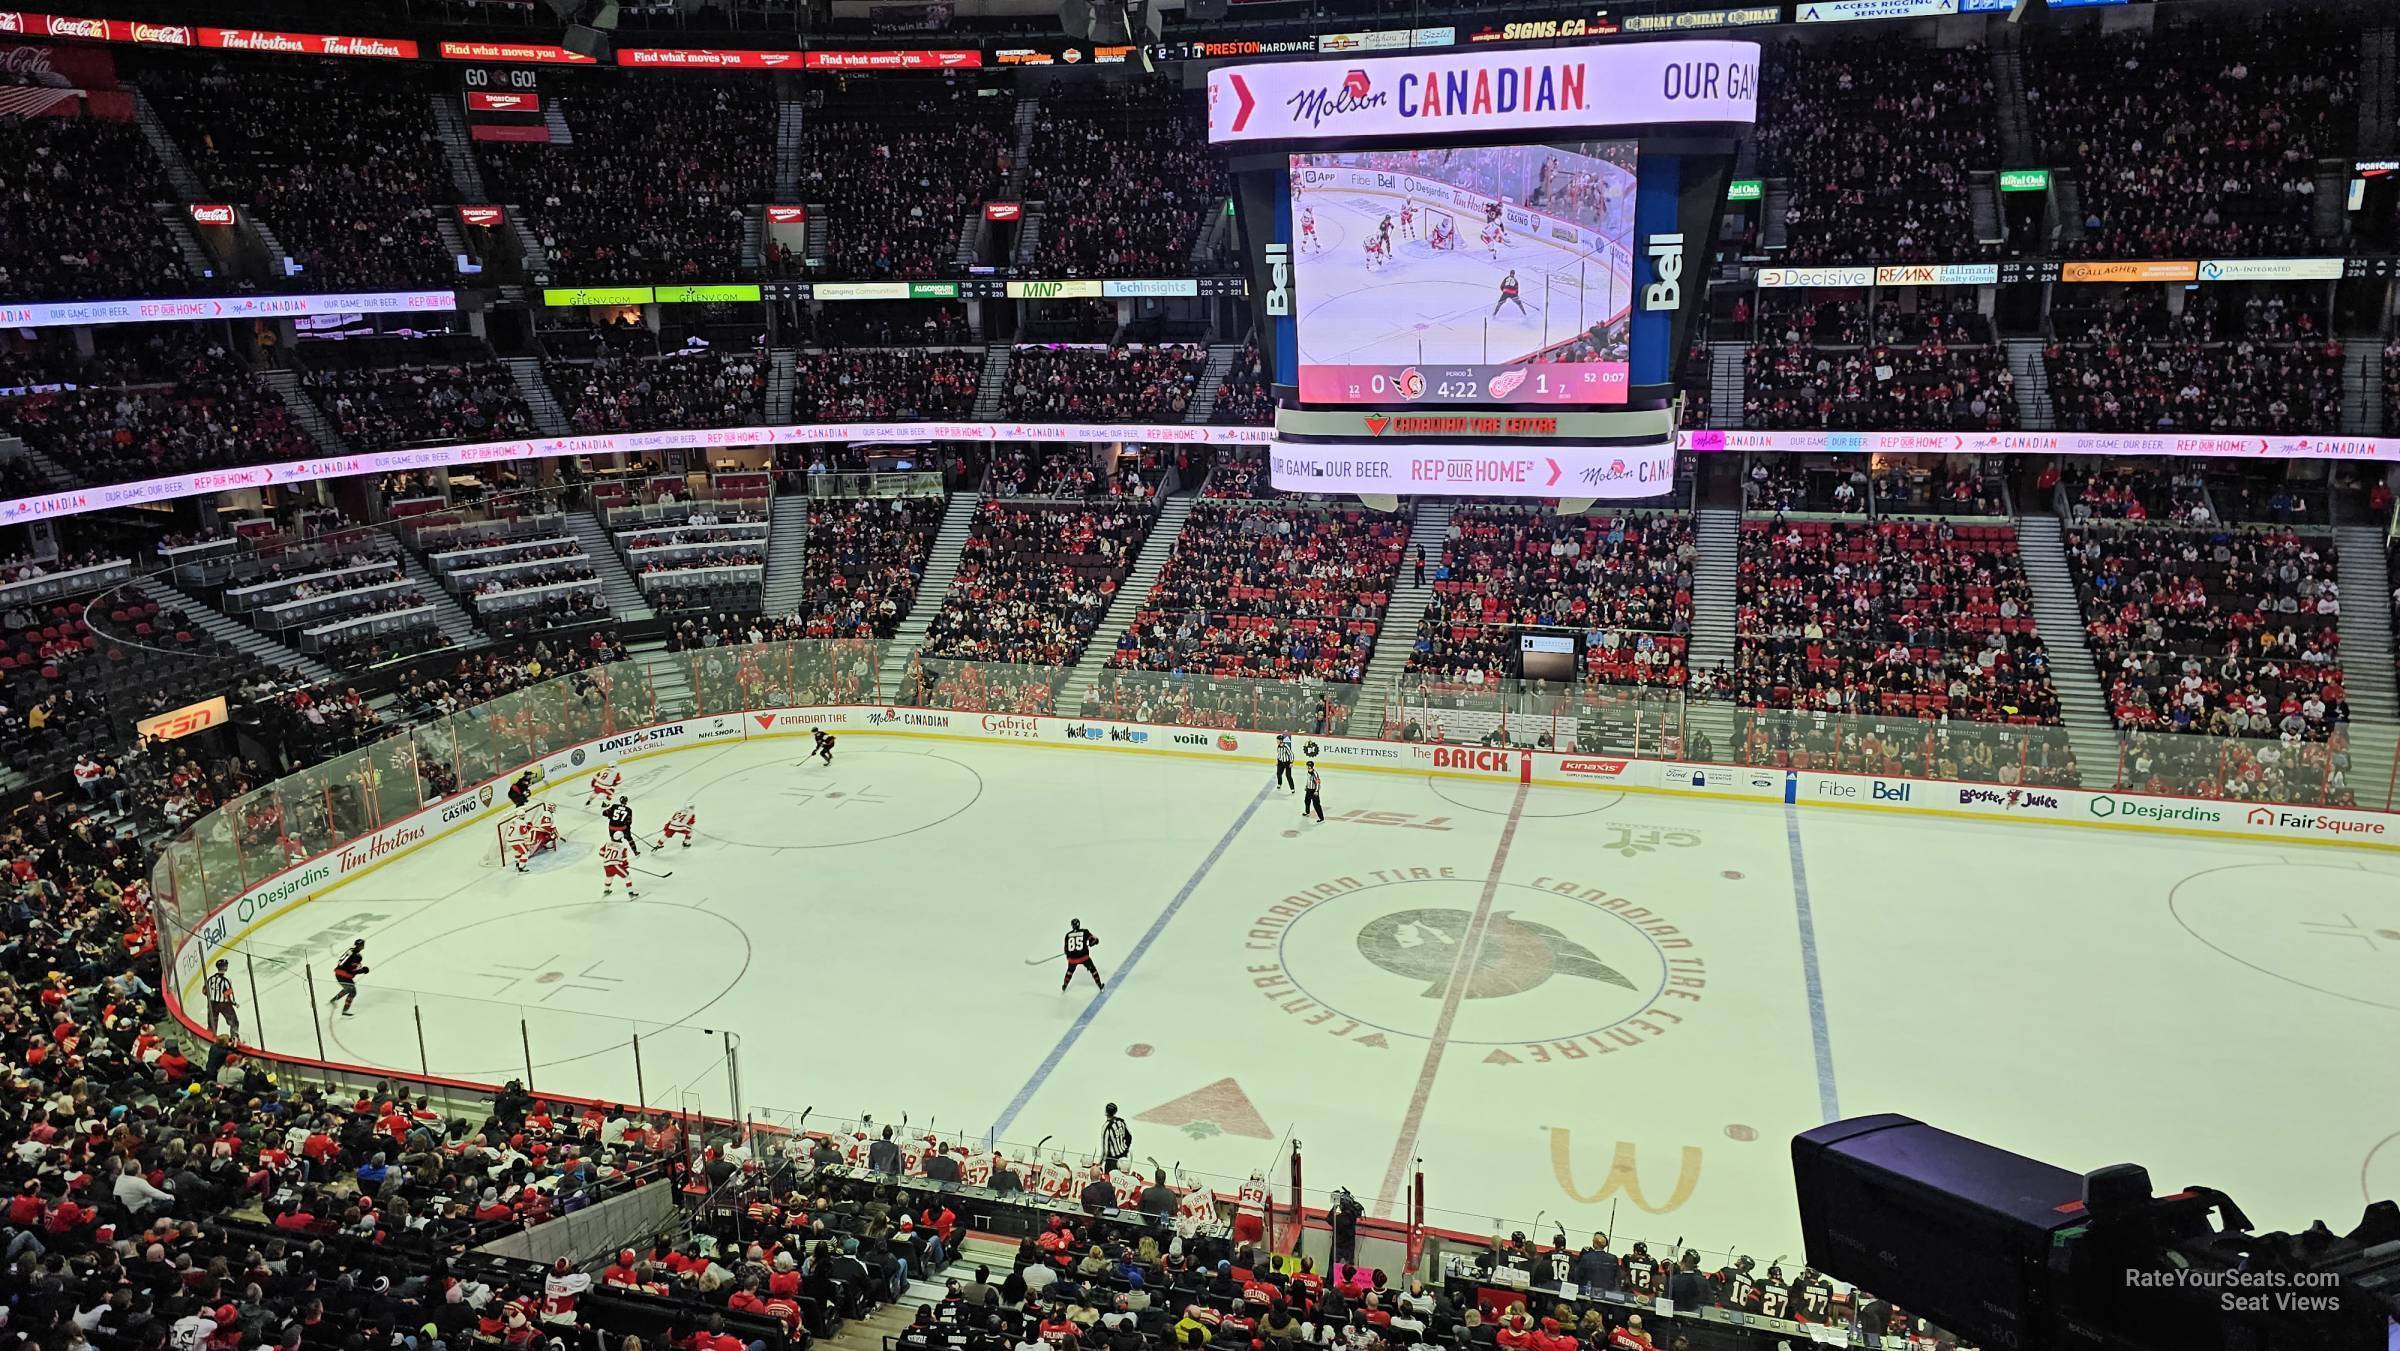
(493, 803, 557, 869)
(1421, 207, 1459, 249)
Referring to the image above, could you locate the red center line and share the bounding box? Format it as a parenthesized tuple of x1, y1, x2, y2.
(1373, 781, 1530, 1218)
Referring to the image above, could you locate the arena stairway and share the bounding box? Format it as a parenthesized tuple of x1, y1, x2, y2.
(2012, 514, 2123, 789)
(390, 543, 494, 653)
(259, 368, 350, 455)
(428, 95, 491, 200)
(566, 509, 658, 623)
(1347, 499, 1452, 737)
(1706, 343, 1744, 427)
(971, 348, 1013, 419)
(762, 495, 811, 615)
(2333, 524, 2400, 809)
(1184, 345, 1242, 423)
(767, 348, 796, 423)
(503, 357, 572, 435)
(2004, 339, 2055, 427)
(1006, 96, 1039, 198)
(2342, 343, 2383, 436)
(129, 89, 207, 199)
(1057, 491, 1198, 715)
(1, 434, 80, 494)
(1682, 506, 1743, 755)
(155, 206, 221, 285)
(136, 577, 338, 687)
(813, 1234, 1019, 1351)
(626, 639, 696, 720)
(773, 84, 806, 199)
(740, 212, 763, 274)
(876, 492, 982, 700)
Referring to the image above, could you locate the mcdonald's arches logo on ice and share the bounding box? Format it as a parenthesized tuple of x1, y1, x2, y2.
(1547, 1133, 1703, 1213)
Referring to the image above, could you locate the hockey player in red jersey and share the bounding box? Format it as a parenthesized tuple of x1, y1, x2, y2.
(656, 804, 698, 849)
(585, 762, 623, 809)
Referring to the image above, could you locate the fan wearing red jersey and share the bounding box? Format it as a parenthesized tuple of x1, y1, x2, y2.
(600, 840, 638, 898)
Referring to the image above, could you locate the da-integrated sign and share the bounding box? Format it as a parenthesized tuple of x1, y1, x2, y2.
(1206, 39, 1759, 145)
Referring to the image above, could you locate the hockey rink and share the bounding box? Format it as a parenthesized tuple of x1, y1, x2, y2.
(1292, 191, 1630, 369)
(222, 735, 2400, 1260)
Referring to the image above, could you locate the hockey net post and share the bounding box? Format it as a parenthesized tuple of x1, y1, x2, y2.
(493, 803, 557, 869)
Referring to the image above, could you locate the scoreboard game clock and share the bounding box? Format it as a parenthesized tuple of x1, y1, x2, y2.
(1208, 39, 1760, 501)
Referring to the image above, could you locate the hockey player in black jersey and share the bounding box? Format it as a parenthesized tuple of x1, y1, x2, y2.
(1061, 918, 1104, 991)
(812, 727, 836, 765)
(604, 798, 638, 852)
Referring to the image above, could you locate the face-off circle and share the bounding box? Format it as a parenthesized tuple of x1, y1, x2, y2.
(694, 749, 983, 849)
(2169, 863, 2400, 1012)
(1270, 875, 1685, 1048)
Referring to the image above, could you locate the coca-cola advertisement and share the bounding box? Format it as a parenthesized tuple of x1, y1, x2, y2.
(0, 38, 120, 88)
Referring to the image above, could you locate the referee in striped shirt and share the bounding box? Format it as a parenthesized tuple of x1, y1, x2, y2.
(204, 959, 239, 1039)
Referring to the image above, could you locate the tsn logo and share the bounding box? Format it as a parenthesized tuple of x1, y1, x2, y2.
(138, 697, 227, 743)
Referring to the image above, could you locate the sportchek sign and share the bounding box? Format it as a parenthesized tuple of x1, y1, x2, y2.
(1206, 40, 1758, 144)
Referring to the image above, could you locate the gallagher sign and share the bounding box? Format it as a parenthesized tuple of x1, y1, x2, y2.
(1206, 39, 1758, 144)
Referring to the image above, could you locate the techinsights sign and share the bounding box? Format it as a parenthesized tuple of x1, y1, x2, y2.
(1268, 441, 1675, 498)
(1205, 39, 1759, 145)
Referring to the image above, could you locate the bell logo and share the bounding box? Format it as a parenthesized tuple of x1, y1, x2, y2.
(1265, 242, 1291, 317)
(1642, 234, 1684, 312)
(1431, 747, 1511, 774)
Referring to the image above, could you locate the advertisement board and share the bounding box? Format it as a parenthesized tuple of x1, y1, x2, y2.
(135, 695, 228, 743)
(1268, 441, 1675, 498)
(654, 284, 762, 303)
(0, 289, 455, 330)
(1795, 0, 1955, 19)
(1205, 39, 1760, 145)
(542, 286, 653, 306)
(1682, 428, 2400, 462)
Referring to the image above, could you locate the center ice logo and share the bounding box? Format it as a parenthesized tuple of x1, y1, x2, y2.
(1356, 908, 1635, 1000)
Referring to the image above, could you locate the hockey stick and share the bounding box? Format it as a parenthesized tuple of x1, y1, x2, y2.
(1021, 952, 1060, 965)
(632, 864, 676, 879)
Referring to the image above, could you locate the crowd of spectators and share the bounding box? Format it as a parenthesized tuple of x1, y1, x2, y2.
(143, 57, 455, 290)
(796, 83, 1010, 279)
(2045, 329, 2342, 434)
(921, 502, 1149, 666)
(1202, 448, 1284, 502)
(2066, 524, 2346, 735)
(479, 74, 768, 282)
(553, 345, 767, 434)
(794, 497, 943, 640)
(1409, 510, 1693, 689)
(1003, 346, 1206, 422)
(985, 446, 1163, 500)
(302, 357, 535, 450)
(1024, 82, 1226, 277)
(2030, 18, 2355, 258)
(1759, 40, 1995, 265)
(392, 630, 628, 719)
(2, 333, 314, 487)
(1744, 334, 2018, 432)
(1210, 342, 1272, 427)
(803, 304, 975, 348)
(1108, 504, 1402, 683)
(1735, 519, 2061, 726)
(0, 110, 191, 302)
(791, 349, 981, 422)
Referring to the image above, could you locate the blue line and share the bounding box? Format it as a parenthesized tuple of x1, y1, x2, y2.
(1784, 807, 1840, 1123)
(988, 779, 1276, 1142)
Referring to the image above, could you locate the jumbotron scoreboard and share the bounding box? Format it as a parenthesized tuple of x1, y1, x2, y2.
(1206, 39, 1758, 500)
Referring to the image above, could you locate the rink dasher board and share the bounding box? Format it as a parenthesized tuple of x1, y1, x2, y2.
(165, 705, 2400, 1003)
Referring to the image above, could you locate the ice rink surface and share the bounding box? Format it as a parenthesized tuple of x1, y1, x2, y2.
(230, 736, 2400, 1258)
(1294, 191, 1628, 367)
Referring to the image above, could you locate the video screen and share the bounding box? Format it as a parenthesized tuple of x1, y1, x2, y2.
(1289, 141, 1636, 406)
